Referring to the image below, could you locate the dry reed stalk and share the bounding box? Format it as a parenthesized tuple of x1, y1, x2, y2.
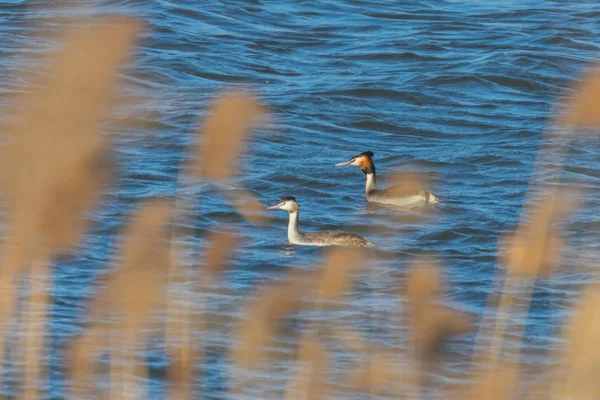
(481, 275, 521, 370)
(233, 278, 305, 369)
(168, 230, 238, 399)
(471, 194, 561, 370)
(162, 161, 201, 399)
(164, 89, 266, 398)
(469, 150, 583, 394)
(66, 199, 171, 398)
(560, 62, 600, 129)
(114, 200, 171, 399)
(485, 190, 577, 370)
(167, 344, 200, 400)
(550, 285, 600, 399)
(229, 274, 307, 399)
(0, 17, 139, 397)
(111, 200, 172, 325)
(285, 248, 371, 399)
(164, 224, 194, 399)
(227, 189, 268, 225)
(403, 261, 472, 360)
(387, 172, 432, 200)
(227, 220, 359, 397)
(402, 260, 472, 399)
(387, 171, 430, 190)
(163, 205, 198, 400)
(468, 60, 598, 379)
(109, 325, 126, 400)
(68, 328, 102, 399)
(21, 252, 51, 400)
(450, 363, 518, 400)
(470, 59, 600, 378)
(306, 245, 367, 388)
(188, 229, 240, 397)
(316, 247, 365, 304)
(501, 191, 577, 279)
(347, 351, 397, 396)
(380, 172, 437, 224)
(0, 241, 27, 383)
(203, 230, 240, 279)
(521, 375, 554, 400)
(470, 71, 584, 364)
(328, 322, 369, 357)
(507, 64, 600, 388)
(196, 89, 268, 180)
(105, 200, 171, 399)
(283, 334, 328, 400)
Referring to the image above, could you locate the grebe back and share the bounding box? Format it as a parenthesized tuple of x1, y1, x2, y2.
(267, 196, 372, 247)
(336, 151, 439, 207)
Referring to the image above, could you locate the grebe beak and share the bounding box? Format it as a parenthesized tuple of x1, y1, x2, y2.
(335, 160, 352, 166)
(267, 203, 282, 210)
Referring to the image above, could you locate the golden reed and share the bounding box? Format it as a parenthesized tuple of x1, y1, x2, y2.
(0, 15, 596, 400)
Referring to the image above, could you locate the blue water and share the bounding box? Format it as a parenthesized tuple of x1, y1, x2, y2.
(1, 0, 599, 398)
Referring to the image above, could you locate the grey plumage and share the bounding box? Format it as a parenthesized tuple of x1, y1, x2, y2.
(267, 197, 373, 247)
(366, 188, 438, 207)
(336, 151, 439, 208)
(298, 230, 372, 247)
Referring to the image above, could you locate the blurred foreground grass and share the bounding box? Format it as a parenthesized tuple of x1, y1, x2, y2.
(0, 15, 598, 400)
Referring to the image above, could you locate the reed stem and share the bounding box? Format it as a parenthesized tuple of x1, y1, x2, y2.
(0, 237, 26, 384)
(22, 250, 51, 400)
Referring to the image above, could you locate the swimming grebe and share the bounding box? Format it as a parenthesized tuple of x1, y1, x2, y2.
(335, 151, 439, 207)
(267, 196, 372, 247)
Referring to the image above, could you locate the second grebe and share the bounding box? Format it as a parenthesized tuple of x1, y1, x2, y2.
(267, 196, 372, 247)
(336, 151, 439, 207)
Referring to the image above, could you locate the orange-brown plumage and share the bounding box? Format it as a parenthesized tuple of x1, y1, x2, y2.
(357, 155, 374, 172)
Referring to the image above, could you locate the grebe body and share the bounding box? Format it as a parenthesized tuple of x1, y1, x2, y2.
(267, 197, 372, 247)
(336, 151, 438, 208)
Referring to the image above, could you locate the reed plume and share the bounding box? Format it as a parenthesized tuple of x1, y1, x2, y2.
(561, 62, 600, 129)
(234, 276, 306, 369)
(0, 8, 598, 400)
(196, 89, 268, 181)
(316, 247, 366, 303)
(69, 199, 171, 398)
(284, 334, 328, 400)
(0, 16, 139, 399)
(164, 89, 267, 398)
(551, 285, 600, 399)
(403, 260, 473, 360)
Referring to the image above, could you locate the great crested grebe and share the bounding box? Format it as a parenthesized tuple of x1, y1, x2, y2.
(267, 196, 372, 247)
(336, 151, 439, 207)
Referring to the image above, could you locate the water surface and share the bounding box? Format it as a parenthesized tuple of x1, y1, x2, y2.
(0, 0, 599, 398)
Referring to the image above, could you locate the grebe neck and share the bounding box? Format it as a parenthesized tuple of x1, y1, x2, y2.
(287, 211, 303, 243)
(365, 172, 377, 194)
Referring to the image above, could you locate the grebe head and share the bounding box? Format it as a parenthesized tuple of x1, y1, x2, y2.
(267, 196, 299, 213)
(335, 151, 375, 174)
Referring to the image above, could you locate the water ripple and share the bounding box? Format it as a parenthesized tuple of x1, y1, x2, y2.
(1, 0, 599, 398)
